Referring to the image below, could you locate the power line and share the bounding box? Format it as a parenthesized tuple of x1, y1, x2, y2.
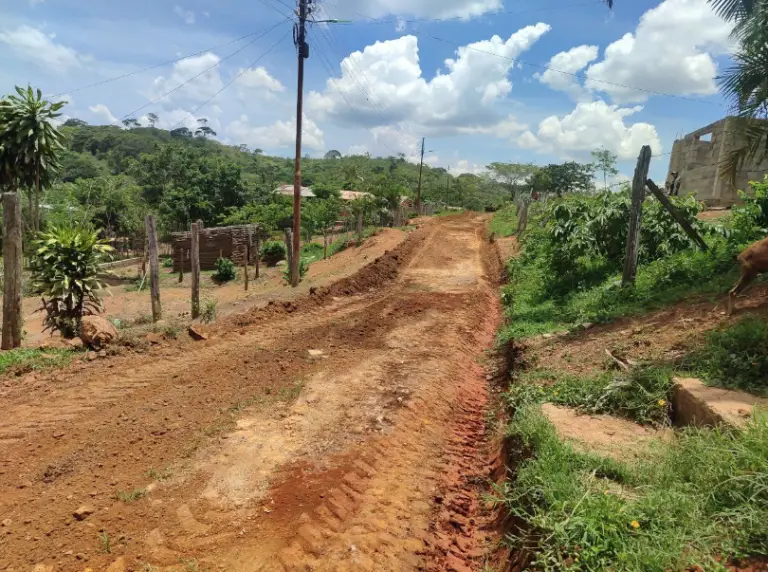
(52, 26, 285, 99)
(115, 17, 291, 125)
(169, 30, 291, 131)
(256, 0, 295, 19)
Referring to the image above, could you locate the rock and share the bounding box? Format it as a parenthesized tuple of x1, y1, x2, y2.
(307, 349, 324, 358)
(73, 505, 95, 521)
(673, 377, 768, 429)
(79, 316, 118, 350)
(1, 518, 11, 527)
(67, 337, 84, 349)
(188, 325, 208, 341)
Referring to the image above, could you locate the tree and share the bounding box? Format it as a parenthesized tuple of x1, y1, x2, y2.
(0, 85, 66, 232)
(147, 113, 159, 128)
(591, 146, 619, 190)
(63, 118, 88, 127)
(195, 117, 216, 138)
(324, 149, 342, 160)
(712, 0, 768, 180)
(541, 162, 595, 197)
(122, 118, 140, 129)
(170, 127, 192, 138)
(488, 162, 538, 201)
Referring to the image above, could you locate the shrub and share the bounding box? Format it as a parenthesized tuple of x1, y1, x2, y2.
(200, 298, 217, 323)
(162, 257, 173, 268)
(729, 177, 768, 245)
(213, 257, 236, 282)
(30, 226, 113, 338)
(260, 241, 286, 266)
(283, 258, 308, 284)
(684, 316, 768, 396)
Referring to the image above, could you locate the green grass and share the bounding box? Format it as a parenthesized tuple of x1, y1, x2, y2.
(682, 316, 768, 396)
(501, 240, 741, 340)
(0, 347, 79, 376)
(114, 487, 147, 502)
(489, 204, 518, 237)
(506, 365, 674, 427)
(493, 405, 768, 571)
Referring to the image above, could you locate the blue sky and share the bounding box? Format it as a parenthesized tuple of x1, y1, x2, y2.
(0, 0, 735, 181)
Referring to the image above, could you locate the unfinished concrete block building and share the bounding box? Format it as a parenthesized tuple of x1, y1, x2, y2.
(666, 117, 768, 206)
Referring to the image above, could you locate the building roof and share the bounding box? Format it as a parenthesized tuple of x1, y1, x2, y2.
(275, 184, 315, 198)
(339, 190, 373, 201)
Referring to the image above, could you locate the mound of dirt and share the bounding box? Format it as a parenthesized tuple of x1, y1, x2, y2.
(224, 227, 429, 330)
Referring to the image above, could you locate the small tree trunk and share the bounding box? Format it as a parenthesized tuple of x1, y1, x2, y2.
(145, 214, 162, 322)
(2, 192, 24, 349)
(191, 223, 200, 319)
(284, 228, 293, 281)
(357, 211, 363, 244)
(323, 232, 328, 260)
(254, 236, 260, 279)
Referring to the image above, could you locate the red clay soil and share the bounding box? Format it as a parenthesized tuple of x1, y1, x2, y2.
(0, 215, 502, 572)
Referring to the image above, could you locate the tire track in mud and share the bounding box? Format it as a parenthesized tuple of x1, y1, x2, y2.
(0, 216, 502, 572)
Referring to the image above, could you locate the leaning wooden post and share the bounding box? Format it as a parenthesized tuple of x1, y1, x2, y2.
(191, 222, 200, 319)
(145, 214, 162, 322)
(646, 179, 709, 251)
(622, 145, 652, 287)
(2, 192, 23, 349)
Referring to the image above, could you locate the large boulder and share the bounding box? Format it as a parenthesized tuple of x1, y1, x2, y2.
(79, 316, 118, 349)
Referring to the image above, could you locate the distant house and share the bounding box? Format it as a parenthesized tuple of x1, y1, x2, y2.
(274, 184, 315, 198)
(339, 190, 373, 201)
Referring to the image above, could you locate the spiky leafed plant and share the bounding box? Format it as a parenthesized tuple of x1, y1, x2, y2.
(0, 86, 66, 231)
(30, 226, 113, 338)
(711, 0, 768, 180)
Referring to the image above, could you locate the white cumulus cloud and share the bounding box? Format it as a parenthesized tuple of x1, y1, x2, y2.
(307, 24, 550, 135)
(89, 104, 118, 125)
(150, 52, 223, 106)
(585, 0, 733, 103)
(0, 25, 86, 73)
(227, 115, 325, 151)
(324, 0, 502, 20)
(236, 67, 285, 93)
(517, 100, 661, 160)
(537, 45, 599, 101)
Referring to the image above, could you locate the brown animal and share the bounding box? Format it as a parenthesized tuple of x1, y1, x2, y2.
(728, 236, 768, 314)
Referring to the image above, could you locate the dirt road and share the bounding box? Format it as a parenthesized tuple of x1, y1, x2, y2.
(0, 215, 502, 572)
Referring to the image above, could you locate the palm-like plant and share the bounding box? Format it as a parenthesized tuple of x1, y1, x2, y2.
(0, 86, 66, 232)
(712, 0, 768, 179)
(31, 226, 113, 338)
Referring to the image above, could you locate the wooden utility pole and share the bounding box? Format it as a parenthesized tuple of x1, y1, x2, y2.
(646, 179, 709, 251)
(2, 192, 23, 349)
(145, 215, 162, 322)
(622, 146, 652, 286)
(415, 137, 425, 213)
(191, 222, 200, 319)
(291, 0, 311, 287)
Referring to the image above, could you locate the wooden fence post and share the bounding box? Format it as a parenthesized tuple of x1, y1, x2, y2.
(646, 179, 709, 251)
(622, 145, 653, 287)
(178, 249, 185, 283)
(284, 228, 293, 282)
(145, 214, 162, 322)
(254, 235, 261, 280)
(2, 192, 23, 349)
(244, 239, 250, 292)
(191, 222, 200, 319)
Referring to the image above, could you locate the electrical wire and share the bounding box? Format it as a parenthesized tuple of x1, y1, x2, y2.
(169, 30, 291, 131)
(113, 17, 291, 126)
(52, 25, 287, 99)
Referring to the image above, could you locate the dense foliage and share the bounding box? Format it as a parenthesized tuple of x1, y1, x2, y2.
(213, 257, 237, 282)
(30, 226, 113, 337)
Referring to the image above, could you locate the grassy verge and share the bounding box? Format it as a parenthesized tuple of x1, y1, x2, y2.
(0, 347, 80, 376)
(501, 240, 741, 340)
(494, 405, 768, 571)
(489, 204, 518, 237)
(507, 365, 674, 427)
(682, 316, 768, 396)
